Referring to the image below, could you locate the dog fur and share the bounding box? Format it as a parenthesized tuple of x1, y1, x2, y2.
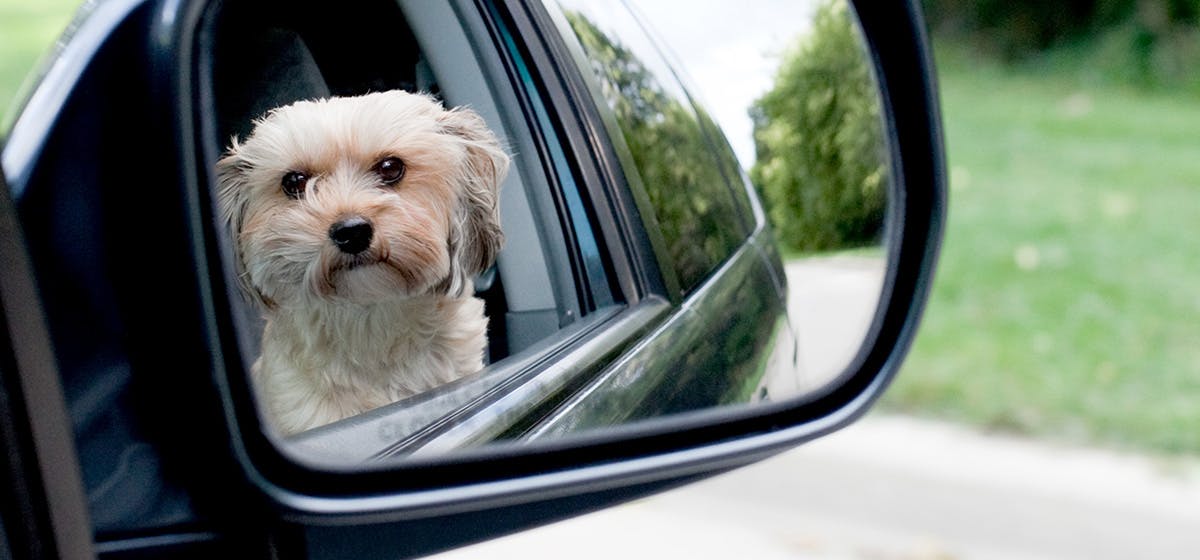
(216, 91, 508, 436)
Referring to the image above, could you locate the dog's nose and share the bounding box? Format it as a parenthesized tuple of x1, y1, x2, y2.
(328, 216, 374, 254)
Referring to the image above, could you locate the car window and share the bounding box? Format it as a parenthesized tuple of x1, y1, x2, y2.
(620, 5, 765, 234)
(550, 0, 753, 295)
(202, 0, 639, 453)
(483, 0, 618, 312)
(208, 0, 581, 365)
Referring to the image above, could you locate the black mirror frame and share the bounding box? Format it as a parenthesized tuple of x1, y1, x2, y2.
(0, 0, 943, 556)
(154, 0, 944, 530)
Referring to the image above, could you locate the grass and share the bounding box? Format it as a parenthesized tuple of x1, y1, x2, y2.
(0, 0, 79, 130)
(882, 45, 1200, 455)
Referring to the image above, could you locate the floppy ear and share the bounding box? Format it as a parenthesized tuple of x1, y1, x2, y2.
(216, 140, 274, 309)
(438, 107, 509, 297)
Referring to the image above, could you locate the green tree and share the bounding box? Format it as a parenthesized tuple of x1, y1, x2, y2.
(750, 0, 888, 253)
(923, 0, 1199, 59)
(923, 0, 1200, 91)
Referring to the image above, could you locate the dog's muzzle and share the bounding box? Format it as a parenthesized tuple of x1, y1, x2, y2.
(329, 216, 374, 255)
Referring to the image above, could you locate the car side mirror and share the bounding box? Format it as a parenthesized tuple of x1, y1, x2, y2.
(217, 0, 944, 553)
(0, 0, 942, 557)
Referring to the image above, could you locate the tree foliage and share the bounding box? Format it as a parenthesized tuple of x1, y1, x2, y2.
(924, 0, 1200, 90)
(566, 10, 747, 291)
(750, 0, 888, 253)
(925, 0, 1198, 54)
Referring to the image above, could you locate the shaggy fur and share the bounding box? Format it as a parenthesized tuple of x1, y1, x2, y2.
(216, 91, 508, 436)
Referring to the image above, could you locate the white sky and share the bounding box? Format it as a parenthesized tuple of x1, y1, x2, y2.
(630, 0, 821, 168)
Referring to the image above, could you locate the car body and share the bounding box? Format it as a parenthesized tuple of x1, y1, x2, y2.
(0, 0, 944, 558)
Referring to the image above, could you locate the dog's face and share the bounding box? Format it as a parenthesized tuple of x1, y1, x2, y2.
(216, 91, 507, 308)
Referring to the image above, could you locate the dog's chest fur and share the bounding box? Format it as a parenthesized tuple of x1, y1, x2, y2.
(254, 295, 487, 435)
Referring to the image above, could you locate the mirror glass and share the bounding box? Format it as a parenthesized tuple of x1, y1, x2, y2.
(207, 0, 890, 465)
(618, 0, 891, 394)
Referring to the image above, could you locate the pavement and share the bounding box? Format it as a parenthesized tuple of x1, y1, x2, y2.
(431, 413, 1200, 559)
(784, 256, 886, 391)
(431, 255, 1200, 559)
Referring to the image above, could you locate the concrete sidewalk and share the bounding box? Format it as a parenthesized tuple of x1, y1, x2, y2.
(433, 256, 1199, 558)
(432, 413, 1200, 559)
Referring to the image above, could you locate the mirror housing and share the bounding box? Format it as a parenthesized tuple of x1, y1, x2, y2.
(0, 0, 943, 557)
(217, 0, 945, 547)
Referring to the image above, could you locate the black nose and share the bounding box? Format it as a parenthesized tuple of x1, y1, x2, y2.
(328, 216, 373, 254)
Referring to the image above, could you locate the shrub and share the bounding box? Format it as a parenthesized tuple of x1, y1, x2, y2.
(750, 0, 888, 253)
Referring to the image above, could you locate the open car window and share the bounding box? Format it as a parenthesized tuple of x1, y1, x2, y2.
(200, 0, 634, 460)
(208, 0, 573, 363)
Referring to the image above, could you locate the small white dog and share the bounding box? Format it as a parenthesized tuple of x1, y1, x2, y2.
(216, 91, 508, 436)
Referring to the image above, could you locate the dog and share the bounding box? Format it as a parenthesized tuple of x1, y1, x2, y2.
(216, 91, 508, 436)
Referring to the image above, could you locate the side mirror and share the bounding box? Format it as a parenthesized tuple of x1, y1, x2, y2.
(0, 0, 942, 557)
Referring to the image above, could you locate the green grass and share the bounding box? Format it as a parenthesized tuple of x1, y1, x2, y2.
(0, 0, 80, 130)
(882, 45, 1200, 455)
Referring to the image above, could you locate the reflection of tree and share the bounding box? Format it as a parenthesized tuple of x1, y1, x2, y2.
(566, 11, 744, 292)
(750, 0, 888, 253)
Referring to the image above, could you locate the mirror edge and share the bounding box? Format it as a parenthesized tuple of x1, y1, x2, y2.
(200, 0, 946, 527)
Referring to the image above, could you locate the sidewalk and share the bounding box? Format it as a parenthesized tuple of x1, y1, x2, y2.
(432, 412, 1200, 559)
(434, 255, 1200, 558)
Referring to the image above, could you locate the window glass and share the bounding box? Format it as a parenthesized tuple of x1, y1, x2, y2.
(695, 107, 762, 229)
(553, 1, 751, 294)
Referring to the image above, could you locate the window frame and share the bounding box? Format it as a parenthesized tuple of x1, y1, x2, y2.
(502, 0, 678, 304)
(190, 0, 686, 467)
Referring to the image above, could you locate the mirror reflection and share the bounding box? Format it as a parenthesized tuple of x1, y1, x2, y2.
(208, 0, 890, 464)
(743, 0, 891, 393)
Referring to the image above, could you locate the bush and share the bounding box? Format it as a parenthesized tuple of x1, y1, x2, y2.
(924, 0, 1200, 92)
(750, 0, 888, 253)
(922, 0, 1107, 58)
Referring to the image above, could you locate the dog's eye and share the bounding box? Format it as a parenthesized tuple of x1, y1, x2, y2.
(281, 171, 309, 199)
(374, 157, 406, 185)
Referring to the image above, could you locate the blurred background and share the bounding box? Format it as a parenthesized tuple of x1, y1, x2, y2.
(3, 0, 1199, 558)
(893, 0, 1200, 457)
(0, 0, 77, 127)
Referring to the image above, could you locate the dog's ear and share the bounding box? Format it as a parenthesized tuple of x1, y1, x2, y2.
(437, 107, 509, 297)
(216, 140, 274, 309)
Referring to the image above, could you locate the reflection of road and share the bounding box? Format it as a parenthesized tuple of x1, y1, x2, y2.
(782, 256, 885, 394)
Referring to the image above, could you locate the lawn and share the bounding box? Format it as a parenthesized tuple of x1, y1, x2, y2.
(882, 46, 1200, 455)
(0, 0, 79, 129)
